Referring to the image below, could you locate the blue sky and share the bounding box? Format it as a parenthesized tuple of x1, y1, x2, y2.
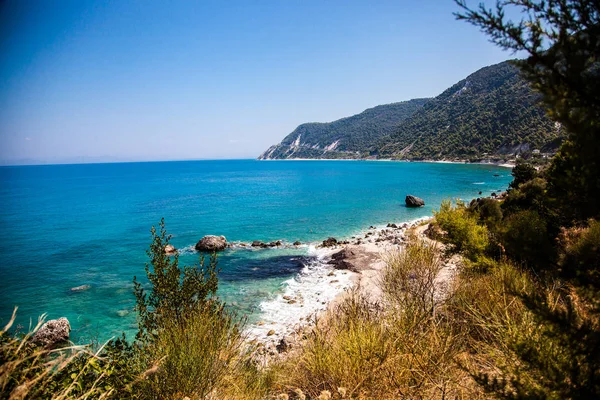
(0, 0, 512, 165)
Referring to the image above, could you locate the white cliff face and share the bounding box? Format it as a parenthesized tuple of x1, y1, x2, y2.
(324, 139, 340, 151)
(292, 134, 302, 147)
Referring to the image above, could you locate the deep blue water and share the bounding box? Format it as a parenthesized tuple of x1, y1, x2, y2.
(0, 159, 511, 341)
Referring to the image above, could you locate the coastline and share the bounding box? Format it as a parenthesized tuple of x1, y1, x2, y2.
(258, 158, 515, 168)
(247, 215, 437, 355)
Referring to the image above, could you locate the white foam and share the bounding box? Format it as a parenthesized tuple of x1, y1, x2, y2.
(247, 251, 354, 344)
(473, 182, 486, 185)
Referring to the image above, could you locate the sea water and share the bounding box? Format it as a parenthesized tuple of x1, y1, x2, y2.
(0, 159, 512, 342)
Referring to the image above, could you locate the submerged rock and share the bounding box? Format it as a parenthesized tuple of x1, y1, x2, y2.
(70, 285, 91, 292)
(195, 235, 227, 252)
(33, 318, 71, 347)
(116, 309, 130, 317)
(405, 195, 425, 207)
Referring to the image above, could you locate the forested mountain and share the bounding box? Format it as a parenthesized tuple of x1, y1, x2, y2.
(377, 61, 562, 160)
(259, 61, 564, 161)
(258, 99, 430, 160)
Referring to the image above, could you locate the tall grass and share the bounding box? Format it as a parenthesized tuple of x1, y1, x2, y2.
(275, 239, 483, 399)
(0, 308, 117, 399)
(136, 301, 247, 399)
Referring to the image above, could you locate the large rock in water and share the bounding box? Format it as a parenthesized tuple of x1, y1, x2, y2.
(33, 318, 71, 347)
(405, 195, 425, 207)
(195, 235, 227, 252)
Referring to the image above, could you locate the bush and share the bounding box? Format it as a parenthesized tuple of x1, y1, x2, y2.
(509, 162, 537, 189)
(131, 219, 252, 399)
(558, 219, 600, 306)
(452, 259, 600, 399)
(469, 197, 503, 230)
(133, 219, 219, 342)
(138, 302, 245, 399)
(502, 177, 548, 217)
(434, 200, 490, 262)
(381, 238, 442, 315)
(500, 210, 555, 268)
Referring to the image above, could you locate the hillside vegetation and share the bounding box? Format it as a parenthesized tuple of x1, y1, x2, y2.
(258, 99, 429, 159)
(378, 61, 562, 160)
(260, 61, 564, 161)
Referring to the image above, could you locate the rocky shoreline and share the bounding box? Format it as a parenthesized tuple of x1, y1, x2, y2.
(247, 215, 462, 362)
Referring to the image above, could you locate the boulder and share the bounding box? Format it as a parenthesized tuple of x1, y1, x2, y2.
(195, 235, 227, 252)
(322, 237, 338, 247)
(405, 195, 425, 207)
(276, 338, 289, 353)
(251, 240, 268, 248)
(164, 244, 176, 255)
(387, 223, 398, 228)
(293, 241, 302, 246)
(328, 246, 380, 272)
(33, 318, 71, 347)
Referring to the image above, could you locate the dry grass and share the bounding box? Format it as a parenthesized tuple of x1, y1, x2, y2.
(273, 239, 486, 399)
(0, 308, 115, 400)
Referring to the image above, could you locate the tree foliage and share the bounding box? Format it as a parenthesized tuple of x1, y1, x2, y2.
(455, 1, 600, 397)
(133, 218, 219, 342)
(455, 0, 600, 222)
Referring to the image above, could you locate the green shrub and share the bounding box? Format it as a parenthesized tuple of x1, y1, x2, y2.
(434, 200, 490, 261)
(509, 162, 537, 189)
(131, 219, 251, 399)
(133, 219, 219, 342)
(500, 210, 554, 268)
(502, 177, 548, 217)
(558, 219, 600, 306)
(469, 197, 503, 231)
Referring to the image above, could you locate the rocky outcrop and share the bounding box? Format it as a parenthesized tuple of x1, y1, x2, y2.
(164, 244, 176, 255)
(322, 237, 338, 247)
(195, 235, 227, 252)
(328, 246, 380, 272)
(33, 318, 71, 347)
(405, 195, 425, 207)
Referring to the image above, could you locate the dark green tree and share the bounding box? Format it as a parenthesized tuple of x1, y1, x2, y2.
(509, 162, 537, 189)
(456, 1, 600, 398)
(455, 0, 600, 223)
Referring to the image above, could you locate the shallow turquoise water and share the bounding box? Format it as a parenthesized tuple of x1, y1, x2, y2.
(0, 160, 511, 342)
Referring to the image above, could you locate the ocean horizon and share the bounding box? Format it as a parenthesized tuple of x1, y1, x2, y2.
(0, 159, 512, 342)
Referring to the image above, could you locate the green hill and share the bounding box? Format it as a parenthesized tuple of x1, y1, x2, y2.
(258, 99, 430, 159)
(378, 61, 563, 160)
(259, 61, 564, 161)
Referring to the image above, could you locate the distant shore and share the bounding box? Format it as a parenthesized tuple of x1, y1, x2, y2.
(258, 158, 515, 168)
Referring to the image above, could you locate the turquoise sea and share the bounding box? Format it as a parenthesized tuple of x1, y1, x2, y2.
(0, 160, 512, 342)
